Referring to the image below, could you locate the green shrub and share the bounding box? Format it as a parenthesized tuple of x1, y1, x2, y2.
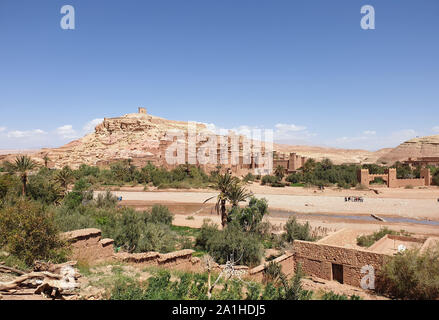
(229, 197, 269, 233)
(195, 220, 220, 250)
(55, 198, 177, 253)
(376, 245, 439, 300)
(356, 227, 399, 247)
(110, 275, 147, 300)
(146, 205, 173, 225)
(261, 175, 278, 186)
(27, 173, 63, 205)
(286, 173, 301, 184)
(263, 261, 283, 283)
(243, 173, 256, 183)
(283, 217, 315, 243)
(137, 223, 178, 253)
(0, 179, 7, 200)
(321, 291, 362, 300)
(433, 171, 439, 186)
(95, 190, 118, 208)
(204, 224, 264, 266)
(0, 199, 66, 266)
(276, 264, 313, 300)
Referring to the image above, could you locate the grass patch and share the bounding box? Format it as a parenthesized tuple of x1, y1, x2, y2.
(170, 225, 201, 238)
(356, 227, 408, 247)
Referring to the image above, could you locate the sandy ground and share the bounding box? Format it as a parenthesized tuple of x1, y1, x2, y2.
(98, 184, 439, 237)
(107, 187, 439, 220)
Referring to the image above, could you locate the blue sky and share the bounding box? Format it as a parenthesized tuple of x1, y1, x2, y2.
(0, 0, 438, 150)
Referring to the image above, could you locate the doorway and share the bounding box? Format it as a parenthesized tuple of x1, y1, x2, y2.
(332, 263, 344, 284)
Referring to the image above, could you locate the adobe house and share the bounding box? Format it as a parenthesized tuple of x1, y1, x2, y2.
(357, 167, 431, 188)
(249, 228, 439, 288)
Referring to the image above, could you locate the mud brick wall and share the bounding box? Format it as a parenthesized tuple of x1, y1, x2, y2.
(293, 240, 388, 287)
(115, 249, 202, 272)
(62, 228, 115, 265)
(158, 250, 202, 272)
(248, 253, 295, 282)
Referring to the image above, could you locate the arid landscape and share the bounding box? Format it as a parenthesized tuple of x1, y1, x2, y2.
(1, 109, 439, 301)
(1, 1, 439, 308)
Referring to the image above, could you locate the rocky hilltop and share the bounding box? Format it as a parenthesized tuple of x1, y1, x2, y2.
(377, 135, 439, 164)
(28, 109, 209, 169)
(2, 108, 438, 169)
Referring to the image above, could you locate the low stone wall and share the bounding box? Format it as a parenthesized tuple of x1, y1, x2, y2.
(248, 253, 295, 282)
(116, 249, 202, 272)
(293, 240, 388, 287)
(62, 228, 202, 271)
(62, 228, 115, 264)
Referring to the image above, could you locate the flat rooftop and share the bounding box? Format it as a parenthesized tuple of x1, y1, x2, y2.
(317, 228, 439, 256)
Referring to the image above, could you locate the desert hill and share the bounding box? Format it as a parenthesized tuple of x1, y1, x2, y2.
(274, 143, 392, 165)
(377, 134, 439, 164)
(1, 109, 437, 169)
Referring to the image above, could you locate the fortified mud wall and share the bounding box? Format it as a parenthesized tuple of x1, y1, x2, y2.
(358, 168, 431, 188)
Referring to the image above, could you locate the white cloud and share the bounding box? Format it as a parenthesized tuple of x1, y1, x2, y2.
(331, 129, 418, 150)
(200, 121, 314, 144)
(56, 125, 78, 139)
(83, 118, 104, 134)
(432, 126, 439, 133)
(274, 123, 311, 141)
(7, 129, 47, 139)
(0, 118, 104, 149)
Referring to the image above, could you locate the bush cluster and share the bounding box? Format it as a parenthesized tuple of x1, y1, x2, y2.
(356, 227, 403, 247)
(376, 245, 439, 299)
(0, 199, 67, 266)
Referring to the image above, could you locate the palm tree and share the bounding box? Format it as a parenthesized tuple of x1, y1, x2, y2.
(212, 172, 239, 228)
(274, 165, 286, 181)
(43, 154, 50, 168)
(54, 166, 75, 194)
(226, 182, 252, 209)
(4, 155, 38, 196)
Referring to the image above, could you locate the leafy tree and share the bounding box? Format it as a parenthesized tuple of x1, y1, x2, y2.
(203, 223, 264, 266)
(376, 245, 439, 300)
(302, 158, 317, 174)
(0, 199, 66, 265)
(274, 165, 286, 181)
(27, 172, 63, 205)
(230, 197, 269, 233)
